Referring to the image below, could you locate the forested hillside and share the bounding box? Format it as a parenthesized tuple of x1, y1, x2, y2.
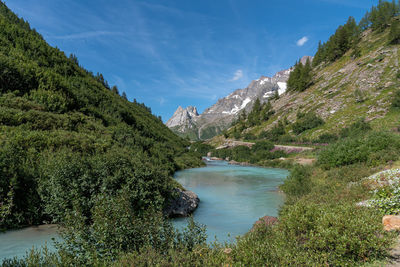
(0, 0, 202, 235)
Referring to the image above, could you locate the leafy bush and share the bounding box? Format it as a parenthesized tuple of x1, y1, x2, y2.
(292, 112, 324, 135)
(318, 131, 400, 169)
(280, 165, 312, 199)
(339, 118, 371, 138)
(243, 132, 257, 141)
(314, 133, 338, 143)
(391, 90, 400, 109)
(252, 140, 274, 152)
(369, 186, 400, 214)
(231, 201, 393, 266)
(259, 121, 286, 141)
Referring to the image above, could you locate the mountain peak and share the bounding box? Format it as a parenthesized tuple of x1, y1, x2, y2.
(166, 106, 199, 131)
(166, 62, 302, 139)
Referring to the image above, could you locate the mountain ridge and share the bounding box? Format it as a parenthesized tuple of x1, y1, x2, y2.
(167, 56, 312, 140)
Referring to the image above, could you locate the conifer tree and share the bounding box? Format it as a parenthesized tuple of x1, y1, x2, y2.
(389, 17, 400, 44)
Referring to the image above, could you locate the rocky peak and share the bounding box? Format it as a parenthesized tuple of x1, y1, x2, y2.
(299, 55, 313, 65)
(166, 106, 199, 132)
(166, 56, 312, 139)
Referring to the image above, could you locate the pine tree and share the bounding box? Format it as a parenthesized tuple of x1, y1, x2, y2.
(122, 91, 127, 100)
(111, 85, 119, 95)
(389, 17, 400, 44)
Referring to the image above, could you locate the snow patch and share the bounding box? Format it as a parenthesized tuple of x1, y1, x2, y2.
(263, 91, 275, 98)
(277, 82, 287, 95)
(227, 94, 240, 99)
(240, 98, 251, 109)
(222, 97, 252, 115)
(259, 77, 270, 85)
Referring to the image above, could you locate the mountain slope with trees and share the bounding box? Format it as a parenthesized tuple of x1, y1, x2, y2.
(4, 1, 400, 266)
(0, 0, 202, 236)
(219, 0, 400, 145)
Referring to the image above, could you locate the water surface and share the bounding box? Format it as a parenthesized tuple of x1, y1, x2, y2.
(0, 160, 288, 261)
(173, 160, 288, 242)
(0, 225, 59, 262)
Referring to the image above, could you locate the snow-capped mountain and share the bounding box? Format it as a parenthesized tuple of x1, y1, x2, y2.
(167, 56, 312, 140)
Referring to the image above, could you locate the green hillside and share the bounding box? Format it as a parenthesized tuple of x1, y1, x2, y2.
(220, 3, 400, 144)
(0, 1, 202, 232)
(4, 1, 400, 266)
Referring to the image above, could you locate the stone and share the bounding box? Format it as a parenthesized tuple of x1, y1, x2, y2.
(251, 216, 278, 232)
(383, 215, 400, 231)
(165, 188, 200, 217)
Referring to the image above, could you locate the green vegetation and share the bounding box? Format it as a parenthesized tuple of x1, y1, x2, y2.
(3, 0, 400, 266)
(313, 17, 360, 66)
(287, 57, 313, 92)
(210, 140, 286, 164)
(0, 0, 203, 258)
(8, 131, 400, 266)
(389, 17, 400, 44)
(292, 112, 324, 135)
(318, 131, 400, 169)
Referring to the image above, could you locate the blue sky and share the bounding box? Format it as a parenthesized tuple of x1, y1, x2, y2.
(5, 0, 378, 121)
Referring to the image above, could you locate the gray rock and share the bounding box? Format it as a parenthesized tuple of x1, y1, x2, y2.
(165, 106, 199, 133)
(165, 188, 200, 217)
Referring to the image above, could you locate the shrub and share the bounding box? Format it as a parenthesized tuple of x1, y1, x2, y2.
(318, 131, 400, 169)
(232, 201, 393, 266)
(280, 165, 312, 199)
(314, 133, 338, 143)
(339, 118, 371, 138)
(259, 121, 286, 141)
(292, 112, 324, 135)
(243, 133, 256, 141)
(392, 90, 400, 109)
(252, 140, 274, 152)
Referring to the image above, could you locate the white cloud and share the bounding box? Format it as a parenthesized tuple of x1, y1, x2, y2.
(296, 36, 309, 47)
(230, 69, 243, 81)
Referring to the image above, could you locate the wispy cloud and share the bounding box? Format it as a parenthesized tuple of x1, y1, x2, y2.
(296, 36, 309, 47)
(158, 97, 166, 105)
(51, 30, 123, 40)
(230, 69, 243, 81)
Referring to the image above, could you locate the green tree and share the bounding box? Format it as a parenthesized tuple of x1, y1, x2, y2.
(389, 18, 400, 44)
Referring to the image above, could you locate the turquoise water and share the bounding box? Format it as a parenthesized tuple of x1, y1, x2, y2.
(173, 160, 288, 243)
(0, 161, 288, 261)
(0, 225, 60, 262)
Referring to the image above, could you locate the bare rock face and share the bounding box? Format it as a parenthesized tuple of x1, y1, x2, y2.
(166, 106, 199, 133)
(165, 188, 200, 217)
(383, 215, 400, 231)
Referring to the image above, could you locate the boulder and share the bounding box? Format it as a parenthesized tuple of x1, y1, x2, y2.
(165, 188, 200, 217)
(251, 216, 278, 232)
(383, 215, 400, 231)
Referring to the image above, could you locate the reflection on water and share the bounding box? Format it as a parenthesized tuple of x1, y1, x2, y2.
(0, 224, 60, 262)
(173, 160, 288, 243)
(0, 160, 288, 261)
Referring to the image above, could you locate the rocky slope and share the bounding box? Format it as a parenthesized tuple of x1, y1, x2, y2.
(213, 29, 400, 143)
(167, 57, 311, 140)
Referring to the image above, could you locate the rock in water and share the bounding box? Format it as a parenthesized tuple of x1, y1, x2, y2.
(165, 188, 200, 217)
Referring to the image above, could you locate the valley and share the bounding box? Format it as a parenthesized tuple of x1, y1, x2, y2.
(1, 0, 400, 266)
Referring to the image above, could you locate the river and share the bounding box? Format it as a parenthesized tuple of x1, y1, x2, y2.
(0, 160, 288, 261)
